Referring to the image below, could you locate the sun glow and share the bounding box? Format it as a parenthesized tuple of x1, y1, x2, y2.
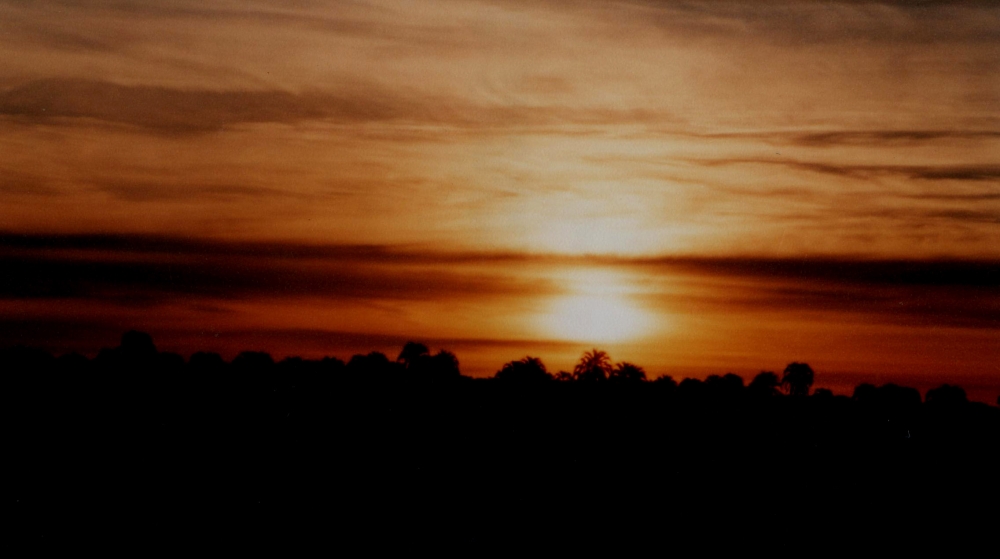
(541, 268, 656, 343)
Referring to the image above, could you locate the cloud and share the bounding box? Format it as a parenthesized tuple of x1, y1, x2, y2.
(93, 180, 314, 202)
(0, 254, 551, 303)
(0, 0, 384, 51)
(690, 157, 1000, 182)
(0, 232, 555, 304)
(0, 317, 580, 369)
(0, 79, 413, 133)
(3, 232, 997, 329)
(790, 130, 1000, 147)
(903, 192, 1000, 201)
(0, 78, 676, 134)
(631, 256, 1000, 329)
(921, 209, 999, 224)
(909, 167, 1000, 181)
(0, 172, 60, 196)
(700, 129, 1000, 147)
(0, 232, 538, 263)
(196, 328, 579, 354)
(727, 283, 998, 329)
(628, 0, 1000, 45)
(637, 256, 1000, 288)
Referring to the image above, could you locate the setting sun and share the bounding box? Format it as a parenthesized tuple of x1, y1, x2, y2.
(544, 293, 651, 343)
(541, 268, 656, 343)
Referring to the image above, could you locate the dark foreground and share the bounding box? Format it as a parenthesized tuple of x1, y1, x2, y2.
(8, 334, 1000, 551)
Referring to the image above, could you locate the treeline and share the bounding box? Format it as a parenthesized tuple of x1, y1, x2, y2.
(6, 330, 995, 410)
(9, 331, 1000, 549)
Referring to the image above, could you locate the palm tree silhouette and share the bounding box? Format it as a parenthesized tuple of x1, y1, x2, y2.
(781, 362, 814, 397)
(573, 349, 612, 382)
(609, 362, 646, 383)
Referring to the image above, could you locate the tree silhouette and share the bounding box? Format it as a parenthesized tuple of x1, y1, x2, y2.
(705, 373, 745, 398)
(781, 362, 814, 397)
(813, 388, 834, 399)
(651, 374, 677, 392)
(189, 351, 226, 370)
(676, 377, 705, 399)
(397, 342, 429, 369)
(347, 351, 399, 380)
(926, 384, 967, 407)
(120, 330, 157, 359)
(609, 362, 646, 383)
(427, 350, 461, 381)
(748, 371, 780, 398)
(496, 357, 551, 383)
(573, 349, 612, 382)
(852, 383, 877, 404)
(232, 351, 275, 370)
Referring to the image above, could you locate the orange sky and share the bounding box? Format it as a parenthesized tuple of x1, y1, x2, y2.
(1, 1, 998, 401)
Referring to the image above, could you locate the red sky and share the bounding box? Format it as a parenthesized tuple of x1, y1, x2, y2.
(1, 1, 998, 401)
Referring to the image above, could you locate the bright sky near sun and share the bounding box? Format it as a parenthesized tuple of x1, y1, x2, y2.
(1, 1, 998, 400)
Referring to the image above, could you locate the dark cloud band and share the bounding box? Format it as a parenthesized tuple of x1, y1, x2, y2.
(2, 232, 997, 329)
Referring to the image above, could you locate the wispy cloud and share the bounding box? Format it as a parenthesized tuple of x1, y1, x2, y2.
(637, 256, 1000, 288)
(627, 0, 1000, 45)
(630, 255, 1000, 329)
(690, 157, 1000, 182)
(0, 240, 554, 305)
(0, 77, 678, 135)
(0, 79, 412, 133)
(0, 171, 60, 196)
(700, 129, 1000, 147)
(902, 192, 1000, 201)
(92, 179, 319, 202)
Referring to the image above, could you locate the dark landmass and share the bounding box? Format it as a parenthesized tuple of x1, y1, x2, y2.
(9, 332, 1000, 551)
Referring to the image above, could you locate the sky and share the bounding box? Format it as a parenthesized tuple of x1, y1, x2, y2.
(1, 0, 998, 400)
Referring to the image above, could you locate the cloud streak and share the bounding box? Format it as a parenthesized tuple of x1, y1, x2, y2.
(0, 79, 414, 133)
(0, 252, 552, 305)
(629, 0, 1000, 45)
(0, 78, 678, 134)
(699, 129, 1000, 147)
(690, 157, 1000, 183)
(2, 233, 997, 329)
